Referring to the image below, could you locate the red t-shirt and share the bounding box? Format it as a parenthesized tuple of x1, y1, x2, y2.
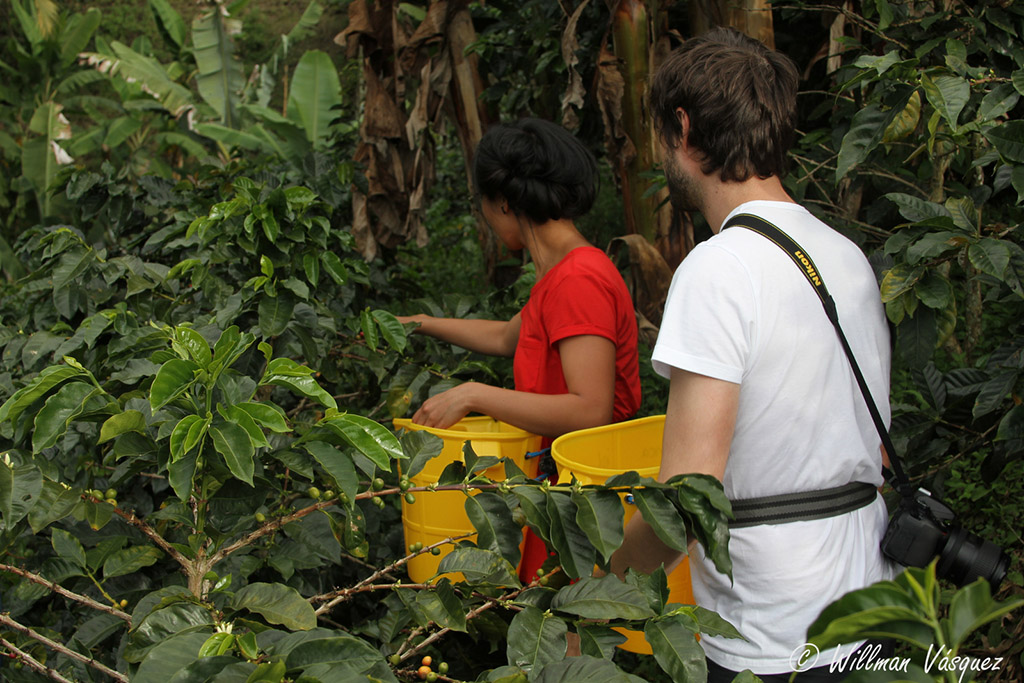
(514, 246, 641, 427)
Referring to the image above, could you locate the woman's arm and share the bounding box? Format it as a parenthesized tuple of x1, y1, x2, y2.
(410, 334, 616, 437)
(398, 313, 521, 358)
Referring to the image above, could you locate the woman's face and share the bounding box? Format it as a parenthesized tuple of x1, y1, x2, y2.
(480, 196, 524, 251)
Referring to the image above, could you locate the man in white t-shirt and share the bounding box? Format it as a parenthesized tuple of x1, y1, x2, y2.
(610, 28, 895, 681)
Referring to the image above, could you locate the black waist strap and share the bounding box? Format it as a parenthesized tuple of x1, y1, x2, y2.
(729, 481, 878, 529)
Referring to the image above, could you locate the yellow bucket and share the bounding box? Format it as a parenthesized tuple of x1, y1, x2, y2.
(393, 417, 542, 582)
(550, 415, 694, 654)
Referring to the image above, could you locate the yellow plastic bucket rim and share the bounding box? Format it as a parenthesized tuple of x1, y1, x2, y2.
(550, 414, 666, 478)
(393, 416, 537, 442)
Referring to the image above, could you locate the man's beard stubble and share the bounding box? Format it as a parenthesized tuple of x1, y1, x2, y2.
(664, 152, 703, 215)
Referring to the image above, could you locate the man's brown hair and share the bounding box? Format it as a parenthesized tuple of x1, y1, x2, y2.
(650, 27, 799, 182)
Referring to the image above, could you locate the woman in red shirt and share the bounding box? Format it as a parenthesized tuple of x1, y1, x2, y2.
(400, 118, 640, 437)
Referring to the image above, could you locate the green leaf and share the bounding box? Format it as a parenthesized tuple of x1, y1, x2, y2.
(676, 486, 732, 578)
(534, 656, 645, 683)
(969, 238, 1011, 279)
(287, 50, 342, 145)
(571, 490, 624, 564)
(260, 357, 337, 410)
(977, 84, 1019, 123)
(836, 104, 897, 181)
(0, 363, 88, 426)
(413, 580, 468, 632)
(372, 309, 408, 353)
(134, 632, 212, 683)
(232, 582, 316, 630)
(320, 251, 349, 286)
(550, 575, 656, 620)
(221, 405, 269, 449)
(807, 580, 930, 650)
(514, 487, 552, 545)
(169, 415, 209, 463)
(948, 580, 1024, 650)
(104, 546, 162, 579)
(972, 371, 1016, 420)
(985, 121, 1024, 163)
(914, 272, 953, 310)
(674, 605, 744, 639)
(51, 528, 87, 569)
(632, 488, 689, 552)
(235, 402, 289, 433)
(576, 624, 626, 659)
(33, 382, 107, 453)
(645, 616, 706, 682)
(168, 450, 198, 501)
(173, 327, 213, 368)
(210, 422, 256, 486)
(150, 358, 200, 411)
(169, 655, 238, 681)
(884, 193, 952, 223)
(436, 547, 521, 586)
(192, 7, 244, 126)
(506, 606, 567, 670)
(258, 292, 295, 337)
(303, 441, 359, 503)
(99, 410, 148, 444)
(360, 308, 378, 350)
(922, 74, 970, 128)
(245, 661, 287, 682)
(882, 265, 924, 303)
(149, 0, 187, 49)
(546, 491, 596, 579)
(0, 463, 43, 531)
(466, 492, 523, 567)
(400, 430, 442, 479)
(322, 413, 402, 472)
(96, 42, 197, 116)
(28, 480, 82, 532)
(284, 634, 385, 671)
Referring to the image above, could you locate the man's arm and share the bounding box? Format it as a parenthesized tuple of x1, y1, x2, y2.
(610, 367, 739, 577)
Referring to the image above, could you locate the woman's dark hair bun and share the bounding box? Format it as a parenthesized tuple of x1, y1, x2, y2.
(473, 118, 598, 224)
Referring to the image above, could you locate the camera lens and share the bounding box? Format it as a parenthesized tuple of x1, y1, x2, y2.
(936, 525, 1010, 588)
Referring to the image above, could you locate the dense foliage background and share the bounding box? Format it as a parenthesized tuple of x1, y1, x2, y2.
(0, 0, 1022, 681)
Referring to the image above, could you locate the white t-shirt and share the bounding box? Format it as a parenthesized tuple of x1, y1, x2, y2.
(652, 201, 896, 674)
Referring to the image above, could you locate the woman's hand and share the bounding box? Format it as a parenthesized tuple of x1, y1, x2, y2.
(396, 313, 430, 332)
(411, 382, 482, 429)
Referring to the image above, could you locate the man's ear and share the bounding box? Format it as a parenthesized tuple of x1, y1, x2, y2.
(676, 108, 691, 144)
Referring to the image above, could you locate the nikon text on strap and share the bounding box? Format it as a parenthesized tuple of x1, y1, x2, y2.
(719, 212, 913, 528)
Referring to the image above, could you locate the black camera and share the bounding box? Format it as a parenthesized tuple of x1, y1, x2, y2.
(881, 489, 1009, 588)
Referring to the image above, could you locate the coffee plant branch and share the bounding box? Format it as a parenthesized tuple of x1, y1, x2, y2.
(0, 613, 129, 682)
(0, 637, 75, 683)
(0, 563, 131, 623)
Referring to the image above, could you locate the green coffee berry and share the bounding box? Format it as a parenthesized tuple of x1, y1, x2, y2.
(307, 486, 322, 499)
(372, 477, 385, 491)
(405, 492, 416, 504)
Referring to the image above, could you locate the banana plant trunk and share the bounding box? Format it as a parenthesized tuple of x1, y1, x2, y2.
(689, 0, 775, 48)
(611, 0, 668, 245)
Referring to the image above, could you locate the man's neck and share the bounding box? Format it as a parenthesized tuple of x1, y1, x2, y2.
(702, 175, 796, 234)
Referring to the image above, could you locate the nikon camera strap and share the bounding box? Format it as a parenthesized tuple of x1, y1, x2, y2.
(720, 213, 914, 529)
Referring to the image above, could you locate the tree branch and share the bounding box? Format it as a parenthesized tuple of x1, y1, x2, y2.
(112, 507, 190, 571)
(313, 534, 474, 616)
(0, 613, 129, 682)
(0, 564, 131, 623)
(0, 636, 75, 683)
